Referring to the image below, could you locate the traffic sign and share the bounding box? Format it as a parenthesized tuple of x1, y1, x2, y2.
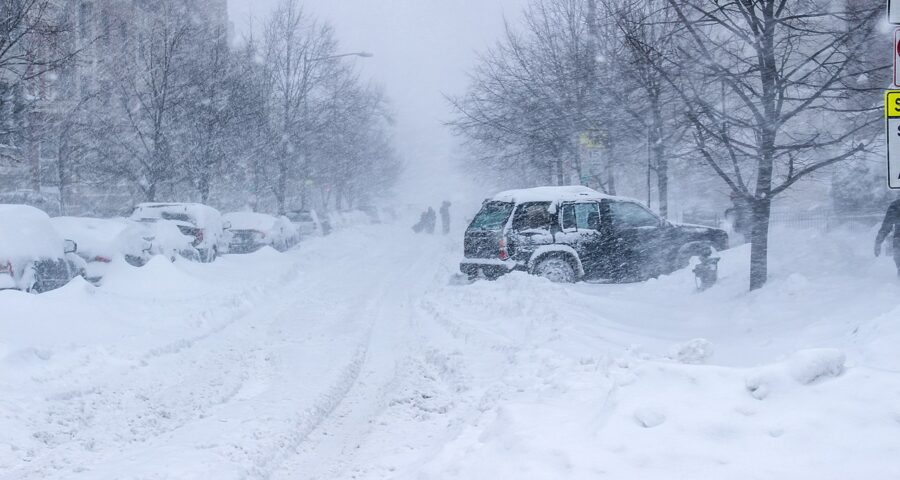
(885, 90, 900, 189)
(891, 0, 900, 25)
(894, 30, 900, 86)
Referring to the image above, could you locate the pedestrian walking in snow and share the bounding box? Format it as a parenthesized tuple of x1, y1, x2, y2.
(440, 201, 451, 235)
(425, 207, 437, 234)
(875, 198, 900, 277)
(412, 210, 427, 233)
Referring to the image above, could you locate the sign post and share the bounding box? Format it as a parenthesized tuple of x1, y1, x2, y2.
(885, 91, 900, 189)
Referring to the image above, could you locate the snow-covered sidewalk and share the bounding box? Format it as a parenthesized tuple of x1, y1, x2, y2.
(1, 224, 898, 479)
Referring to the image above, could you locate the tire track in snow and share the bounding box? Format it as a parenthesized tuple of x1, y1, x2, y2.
(0, 254, 311, 479)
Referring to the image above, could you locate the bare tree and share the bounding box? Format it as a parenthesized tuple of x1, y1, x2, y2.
(661, 0, 885, 289)
(99, 0, 195, 202)
(449, 0, 601, 187)
(0, 0, 76, 171)
(180, 23, 239, 203)
(604, 0, 690, 218)
(263, 0, 340, 213)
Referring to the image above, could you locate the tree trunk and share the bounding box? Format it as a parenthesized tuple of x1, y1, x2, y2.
(656, 156, 668, 219)
(748, 198, 771, 291)
(605, 139, 617, 195)
(650, 100, 668, 219)
(199, 175, 210, 204)
(275, 161, 287, 214)
(573, 138, 584, 185)
(556, 152, 565, 186)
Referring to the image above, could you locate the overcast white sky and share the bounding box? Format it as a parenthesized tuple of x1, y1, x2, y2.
(226, 0, 527, 206)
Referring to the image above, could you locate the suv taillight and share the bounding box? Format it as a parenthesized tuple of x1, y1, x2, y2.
(195, 229, 205, 245)
(498, 237, 509, 261)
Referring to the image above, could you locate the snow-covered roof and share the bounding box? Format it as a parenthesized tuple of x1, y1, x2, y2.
(0, 204, 64, 260)
(491, 186, 615, 204)
(131, 203, 222, 226)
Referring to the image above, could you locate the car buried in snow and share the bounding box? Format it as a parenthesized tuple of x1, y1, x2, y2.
(49, 216, 154, 283)
(223, 212, 300, 254)
(0, 204, 86, 293)
(460, 186, 729, 283)
(285, 209, 322, 237)
(130, 203, 227, 262)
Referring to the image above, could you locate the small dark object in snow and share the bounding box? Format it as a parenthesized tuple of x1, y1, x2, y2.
(440, 201, 451, 235)
(412, 207, 437, 234)
(874, 199, 900, 277)
(693, 255, 719, 291)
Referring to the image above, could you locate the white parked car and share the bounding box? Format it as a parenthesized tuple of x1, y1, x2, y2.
(223, 212, 300, 253)
(285, 209, 323, 237)
(130, 203, 226, 262)
(0, 204, 86, 293)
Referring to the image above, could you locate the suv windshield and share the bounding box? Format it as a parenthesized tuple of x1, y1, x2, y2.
(469, 201, 514, 231)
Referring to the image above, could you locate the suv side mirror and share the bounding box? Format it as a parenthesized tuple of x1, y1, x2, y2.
(64, 239, 78, 254)
(222, 221, 232, 230)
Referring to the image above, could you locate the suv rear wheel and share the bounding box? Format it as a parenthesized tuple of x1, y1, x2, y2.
(533, 256, 576, 283)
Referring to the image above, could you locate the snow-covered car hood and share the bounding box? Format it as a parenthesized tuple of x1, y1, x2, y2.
(50, 217, 152, 261)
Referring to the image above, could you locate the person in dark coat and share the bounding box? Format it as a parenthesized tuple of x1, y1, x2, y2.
(412, 211, 427, 233)
(425, 207, 437, 234)
(875, 198, 900, 276)
(440, 201, 451, 235)
(724, 191, 751, 242)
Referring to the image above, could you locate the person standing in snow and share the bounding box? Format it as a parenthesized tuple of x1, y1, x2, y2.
(875, 198, 900, 277)
(425, 207, 437, 234)
(440, 201, 451, 235)
(412, 210, 427, 233)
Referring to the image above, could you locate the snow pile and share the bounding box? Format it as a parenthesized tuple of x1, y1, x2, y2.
(1, 223, 898, 479)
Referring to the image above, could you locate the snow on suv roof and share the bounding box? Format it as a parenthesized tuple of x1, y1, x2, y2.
(491, 186, 615, 204)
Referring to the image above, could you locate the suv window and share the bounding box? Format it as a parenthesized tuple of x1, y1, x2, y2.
(608, 201, 659, 228)
(161, 212, 193, 224)
(561, 202, 600, 230)
(470, 201, 514, 231)
(512, 202, 553, 231)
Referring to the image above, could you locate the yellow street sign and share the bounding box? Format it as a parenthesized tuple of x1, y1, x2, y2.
(886, 90, 900, 118)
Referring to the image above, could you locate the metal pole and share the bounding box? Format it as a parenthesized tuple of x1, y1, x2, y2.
(647, 127, 652, 208)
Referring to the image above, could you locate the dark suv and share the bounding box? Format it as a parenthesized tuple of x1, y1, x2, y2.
(460, 186, 728, 282)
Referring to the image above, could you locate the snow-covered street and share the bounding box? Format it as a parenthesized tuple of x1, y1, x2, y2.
(2, 222, 899, 479)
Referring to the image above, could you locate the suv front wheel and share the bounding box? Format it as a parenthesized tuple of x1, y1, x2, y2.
(533, 256, 576, 283)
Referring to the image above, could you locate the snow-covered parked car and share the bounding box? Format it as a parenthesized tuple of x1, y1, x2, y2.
(285, 209, 321, 237)
(0, 204, 86, 292)
(460, 186, 729, 283)
(49, 216, 153, 282)
(130, 203, 226, 262)
(223, 212, 300, 254)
